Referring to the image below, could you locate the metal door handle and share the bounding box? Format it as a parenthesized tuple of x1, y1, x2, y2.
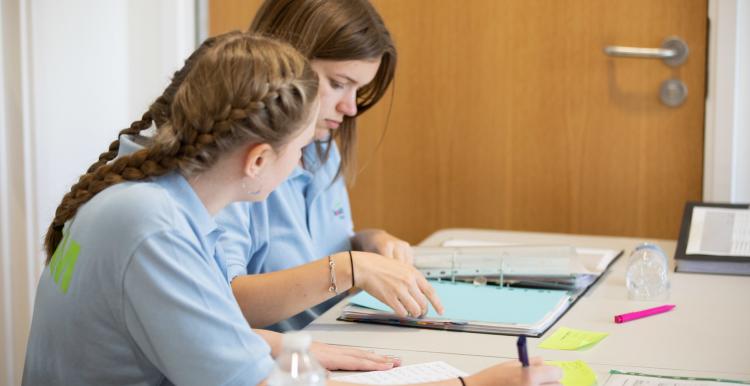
(604, 46, 676, 59)
(604, 36, 688, 67)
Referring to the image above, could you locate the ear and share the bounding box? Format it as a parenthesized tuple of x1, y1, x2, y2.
(242, 143, 274, 179)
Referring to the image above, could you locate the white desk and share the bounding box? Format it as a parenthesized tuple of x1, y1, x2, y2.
(308, 229, 750, 381)
(337, 348, 746, 381)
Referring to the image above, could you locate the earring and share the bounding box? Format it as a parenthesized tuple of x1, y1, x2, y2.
(242, 177, 262, 195)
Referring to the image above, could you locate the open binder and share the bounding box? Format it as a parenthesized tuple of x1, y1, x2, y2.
(338, 239, 622, 336)
(412, 244, 621, 291)
(339, 280, 571, 336)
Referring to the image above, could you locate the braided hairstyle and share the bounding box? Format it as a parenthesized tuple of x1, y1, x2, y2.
(84, 34, 226, 175)
(43, 32, 319, 261)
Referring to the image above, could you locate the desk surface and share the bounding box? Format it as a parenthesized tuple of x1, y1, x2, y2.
(334, 348, 746, 382)
(307, 229, 750, 379)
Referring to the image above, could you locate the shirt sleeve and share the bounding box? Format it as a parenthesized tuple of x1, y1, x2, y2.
(245, 202, 271, 274)
(122, 230, 274, 386)
(216, 202, 269, 281)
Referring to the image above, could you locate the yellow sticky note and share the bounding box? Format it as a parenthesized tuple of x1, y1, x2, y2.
(538, 327, 608, 350)
(546, 360, 597, 386)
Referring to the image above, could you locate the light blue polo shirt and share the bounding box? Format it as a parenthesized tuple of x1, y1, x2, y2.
(116, 134, 271, 281)
(218, 141, 355, 331)
(261, 140, 354, 272)
(23, 173, 274, 386)
(114, 135, 355, 331)
(218, 140, 354, 279)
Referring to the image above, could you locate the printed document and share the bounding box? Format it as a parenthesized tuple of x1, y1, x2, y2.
(334, 361, 467, 385)
(687, 207, 750, 256)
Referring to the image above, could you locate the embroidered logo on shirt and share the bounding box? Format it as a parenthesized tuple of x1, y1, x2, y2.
(48, 228, 81, 294)
(333, 200, 346, 220)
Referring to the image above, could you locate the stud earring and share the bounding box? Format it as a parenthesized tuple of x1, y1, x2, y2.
(242, 177, 262, 195)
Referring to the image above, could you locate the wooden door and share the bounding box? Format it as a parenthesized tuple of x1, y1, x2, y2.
(209, 0, 706, 242)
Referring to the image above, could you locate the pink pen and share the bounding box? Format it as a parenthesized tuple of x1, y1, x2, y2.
(614, 304, 676, 323)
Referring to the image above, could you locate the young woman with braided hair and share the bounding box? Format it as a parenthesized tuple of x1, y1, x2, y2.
(50, 24, 431, 373)
(30, 27, 427, 377)
(24, 32, 321, 385)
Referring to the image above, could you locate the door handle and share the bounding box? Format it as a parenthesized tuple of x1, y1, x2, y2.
(604, 36, 688, 67)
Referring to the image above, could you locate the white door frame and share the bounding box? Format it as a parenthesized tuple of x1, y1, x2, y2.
(704, 0, 750, 202)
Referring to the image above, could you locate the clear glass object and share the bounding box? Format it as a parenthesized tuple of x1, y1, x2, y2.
(626, 243, 670, 301)
(268, 332, 326, 386)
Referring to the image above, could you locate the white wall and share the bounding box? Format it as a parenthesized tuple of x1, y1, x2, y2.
(0, 1, 196, 384)
(705, 0, 750, 202)
(734, 1, 750, 201)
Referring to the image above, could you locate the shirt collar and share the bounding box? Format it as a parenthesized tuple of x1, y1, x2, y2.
(118, 135, 221, 239)
(117, 134, 140, 157)
(158, 172, 221, 239)
(288, 141, 331, 181)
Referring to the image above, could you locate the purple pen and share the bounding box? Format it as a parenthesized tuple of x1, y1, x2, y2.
(517, 335, 529, 367)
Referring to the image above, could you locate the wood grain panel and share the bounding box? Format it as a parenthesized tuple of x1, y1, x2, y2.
(209, 0, 262, 35)
(209, 0, 706, 243)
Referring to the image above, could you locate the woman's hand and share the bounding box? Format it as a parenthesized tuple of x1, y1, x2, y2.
(468, 357, 563, 386)
(352, 229, 414, 264)
(310, 341, 401, 371)
(352, 251, 443, 318)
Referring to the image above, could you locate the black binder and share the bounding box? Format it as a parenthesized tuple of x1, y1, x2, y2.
(674, 201, 750, 275)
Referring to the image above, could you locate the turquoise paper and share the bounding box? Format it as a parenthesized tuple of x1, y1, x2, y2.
(349, 280, 569, 325)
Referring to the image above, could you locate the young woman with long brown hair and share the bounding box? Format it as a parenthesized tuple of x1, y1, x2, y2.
(220, 0, 428, 334)
(23, 32, 322, 385)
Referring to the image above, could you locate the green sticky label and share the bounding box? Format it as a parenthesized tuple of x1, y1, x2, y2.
(49, 231, 69, 279)
(538, 327, 609, 351)
(49, 228, 81, 294)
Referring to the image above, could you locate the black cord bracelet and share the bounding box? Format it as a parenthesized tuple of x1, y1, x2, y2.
(348, 250, 355, 288)
(458, 376, 467, 386)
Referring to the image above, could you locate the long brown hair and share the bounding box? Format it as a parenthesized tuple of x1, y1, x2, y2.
(43, 32, 318, 261)
(249, 0, 397, 182)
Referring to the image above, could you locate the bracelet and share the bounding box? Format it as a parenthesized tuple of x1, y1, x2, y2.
(458, 376, 467, 386)
(348, 250, 355, 288)
(327, 255, 338, 295)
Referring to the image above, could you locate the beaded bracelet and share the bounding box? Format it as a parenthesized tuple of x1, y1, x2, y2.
(327, 255, 338, 294)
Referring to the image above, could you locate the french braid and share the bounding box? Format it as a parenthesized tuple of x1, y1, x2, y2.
(44, 32, 318, 261)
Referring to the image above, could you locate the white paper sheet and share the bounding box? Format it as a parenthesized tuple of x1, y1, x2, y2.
(333, 361, 467, 385)
(440, 239, 619, 275)
(686, 207, 750, 257)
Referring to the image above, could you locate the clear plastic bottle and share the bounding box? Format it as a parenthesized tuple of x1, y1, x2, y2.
(625, 243, 670, 301)
(268, 332, 326, 386)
